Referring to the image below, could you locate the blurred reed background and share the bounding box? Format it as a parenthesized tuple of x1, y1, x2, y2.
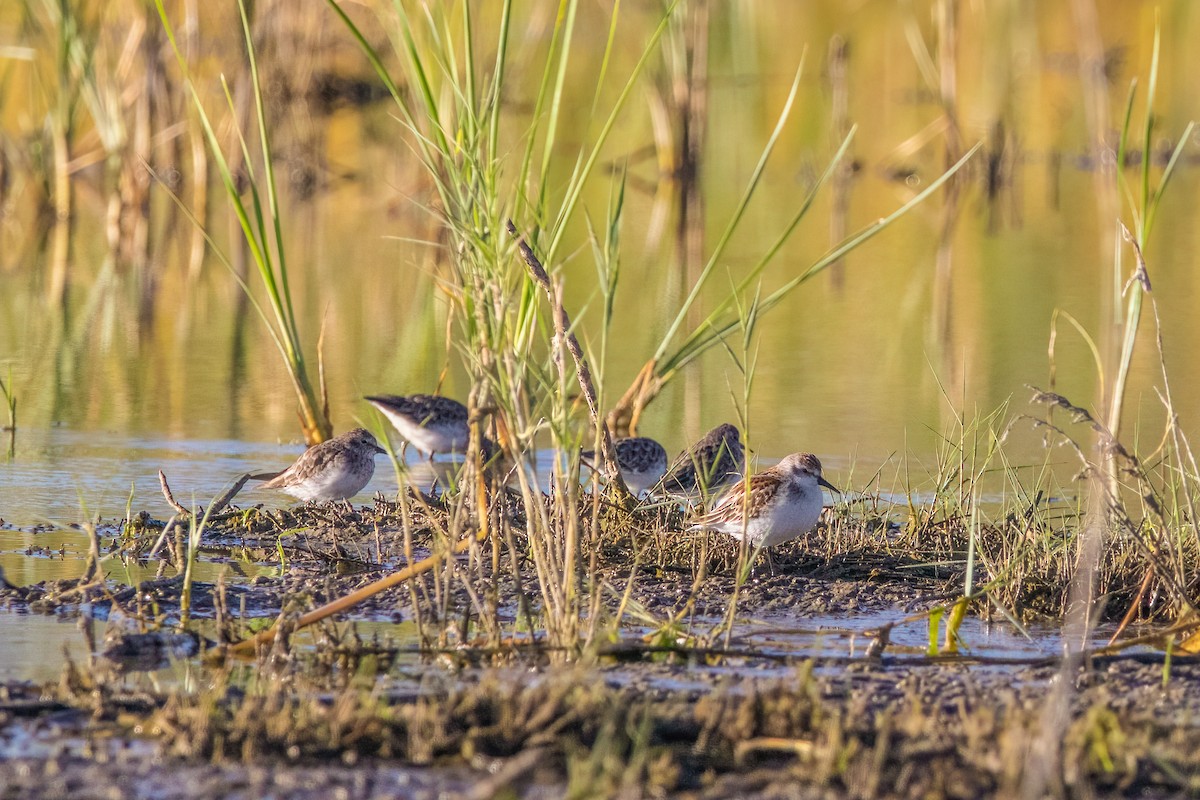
(0, 0, 1197, 470)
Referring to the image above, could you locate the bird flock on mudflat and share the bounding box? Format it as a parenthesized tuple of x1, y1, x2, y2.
(250, 392, 840, 553)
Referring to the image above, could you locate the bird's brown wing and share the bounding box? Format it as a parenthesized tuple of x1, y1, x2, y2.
(697, 470, 782, 527)
(260, 444, 341, 489)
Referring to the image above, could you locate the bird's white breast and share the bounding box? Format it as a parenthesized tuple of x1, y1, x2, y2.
(755, 482, 824, 547)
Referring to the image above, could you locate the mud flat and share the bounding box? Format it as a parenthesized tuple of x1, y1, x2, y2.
(0, 503, 1196, 798)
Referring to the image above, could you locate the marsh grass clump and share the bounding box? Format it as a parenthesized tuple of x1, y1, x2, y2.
(11, 0, 1200, 696)
(149, 668, 635, 767)
(828, 404, 1200, 623)
(0, 0, 983, 660)
(31, 653, 1198, 798)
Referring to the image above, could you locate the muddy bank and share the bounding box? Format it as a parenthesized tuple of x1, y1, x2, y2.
(0, 496, 953, 625)
(2, 653, 1199, 799)
(1, 498, 1188, 798)
(0, 567, 948, 629)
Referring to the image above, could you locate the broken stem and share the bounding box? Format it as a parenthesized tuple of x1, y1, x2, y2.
(223, 526, 487, 657)
(506, 219, 633, 505)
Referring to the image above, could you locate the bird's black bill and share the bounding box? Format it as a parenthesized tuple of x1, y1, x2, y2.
(371, 444, 388, 455)
(818, 476, 841, 493)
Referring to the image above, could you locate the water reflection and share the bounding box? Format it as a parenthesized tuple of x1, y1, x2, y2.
(0, 429, 396, 526)
(0, 428, 602, 524)
(0, 612, 91, 684)
(0, 3, 1196, 471)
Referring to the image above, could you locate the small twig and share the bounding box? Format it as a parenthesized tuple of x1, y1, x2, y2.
(159, 470, 250, 525)
(506, 219, 633, 506)
(1119, 220, 1153, 294)
(146, 515, 178, 560)
(464, 747, 548, 800)
(735, 737, 815, 765)
(865, 622, 892, 659)
(48, 573, 109, 601)
(158, 470, 190, 517)
(207, 472, 253, 517)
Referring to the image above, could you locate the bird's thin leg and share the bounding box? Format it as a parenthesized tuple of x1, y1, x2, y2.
(745, 542, 772, 579)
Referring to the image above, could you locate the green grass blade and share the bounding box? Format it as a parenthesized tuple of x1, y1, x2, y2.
(662, 142, 982, 377)
(537, 0, 579, 220)
(1140, 22, 1160, 238)
(1147, 120, 1195, 238)
(395, 0, 452, 159)
(486, 0, 513, 172)
(544, 1, 679, 263)
(238, 0, 300, 350)
(666, 125, 857, 367)
(653, 55, 806, 363)
(515, 0, 571, 225)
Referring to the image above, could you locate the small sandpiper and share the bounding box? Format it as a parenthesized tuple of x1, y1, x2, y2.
(253, 427, 386, 503)
(654, 423, 745, 498)
(365, 393, 494, 458)
(582, 436, 669, 496)
(691, 452, 839, 549)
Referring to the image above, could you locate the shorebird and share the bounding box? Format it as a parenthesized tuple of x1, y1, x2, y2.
(654, 423, 745, 499)
(581, 436, 669, 496)
(691, 452, 839, 549)
(252, 428, 385, 503)
(364, 393, 494, 459)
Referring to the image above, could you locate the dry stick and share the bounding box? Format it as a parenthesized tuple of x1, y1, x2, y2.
(158, 471, 253, 519)
(505, 219, 633, 506)
(1109, 567, 1155, 646)
(158, 470, 190, 516)
(224, 526, 487, 658)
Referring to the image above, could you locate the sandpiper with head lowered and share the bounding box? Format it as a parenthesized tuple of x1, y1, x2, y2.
(252, 427, 386, 503)
(654, 423, 745, 499)
(691, 452, 839, 550)
(582, 436, 669, 496)
(365, 393, 495, 459)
